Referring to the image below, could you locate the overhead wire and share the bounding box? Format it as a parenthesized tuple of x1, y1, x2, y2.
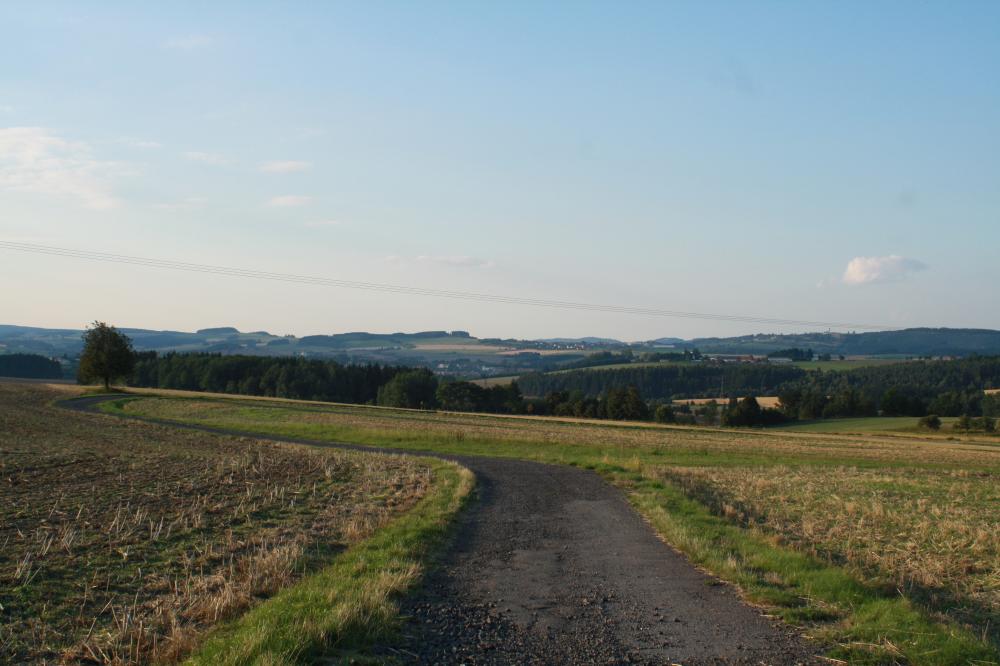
(0, 240, 889, 330)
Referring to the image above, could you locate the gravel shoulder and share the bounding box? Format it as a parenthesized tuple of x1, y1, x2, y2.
(64, 395, 819, 665)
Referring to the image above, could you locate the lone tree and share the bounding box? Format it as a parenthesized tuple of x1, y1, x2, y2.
(78, 321, 136, 390)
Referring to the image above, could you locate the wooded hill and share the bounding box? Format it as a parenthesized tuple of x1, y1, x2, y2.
(519, 356, 1000, 412)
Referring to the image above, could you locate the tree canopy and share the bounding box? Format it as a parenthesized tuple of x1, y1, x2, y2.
(78, 322, 136, 389)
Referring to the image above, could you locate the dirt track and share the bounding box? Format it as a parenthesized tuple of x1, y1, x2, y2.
(65, 395, 818, 665)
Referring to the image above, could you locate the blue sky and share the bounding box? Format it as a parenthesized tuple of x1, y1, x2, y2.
(1, 1, 997, 339)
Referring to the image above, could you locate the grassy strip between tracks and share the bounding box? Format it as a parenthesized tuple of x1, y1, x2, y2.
(102, 395, 1000, 665)
(182, 456, 474, 665)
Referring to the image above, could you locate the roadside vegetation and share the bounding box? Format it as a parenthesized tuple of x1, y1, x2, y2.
(111, 393, 1000, 664)
(0, 383, 469, 664)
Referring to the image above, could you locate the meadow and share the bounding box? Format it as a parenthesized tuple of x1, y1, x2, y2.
(111, 393, 1000, 664)
(0, 383, 470, 664)
(777, 416, 956, 433)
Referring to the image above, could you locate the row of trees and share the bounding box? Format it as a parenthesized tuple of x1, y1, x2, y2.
(529, 387, 650, 420)
(131, 352, 406, 403)
(373, 369, 525, 413)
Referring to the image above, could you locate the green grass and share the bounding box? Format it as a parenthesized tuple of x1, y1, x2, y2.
(777, 416, 962, 433)
(186, 458, 473, 665)
(105, 396, 1000, 665)
(778, 416, 924, 432)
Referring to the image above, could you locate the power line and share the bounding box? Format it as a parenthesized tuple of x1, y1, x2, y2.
(0, 240, 888, 330)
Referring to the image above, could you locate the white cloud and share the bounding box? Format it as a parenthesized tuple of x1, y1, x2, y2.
(0, 126, 121, 209)
(416, 255, 496, 269)
(164, 34, 212, 51)
(304, 219, 342, 228)
(184, 151, 229, 165)
(842, 255, 927, 286)
(268, 195, 311, 207)
(260, 160, 311, 173)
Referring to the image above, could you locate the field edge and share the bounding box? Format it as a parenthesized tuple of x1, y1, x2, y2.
(603, 465, 998, 665)
(182, 457, 474, 665)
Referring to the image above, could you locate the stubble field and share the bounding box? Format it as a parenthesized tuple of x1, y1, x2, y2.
(0, 384, 437, 663)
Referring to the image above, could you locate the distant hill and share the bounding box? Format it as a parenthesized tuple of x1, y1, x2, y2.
(3, 324, 998, 378)
(536, 337, 625, 345)
(0, 325, 596, 377)
(676, 328, 1000, 357)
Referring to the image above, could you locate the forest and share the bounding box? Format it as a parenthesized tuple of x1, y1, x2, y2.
(779, 356, 1000, 417)
(0, 353, 63, 379)
(130, 352, 404, 404)
(519, 356, 1000, 419)
(518, 363, 805, 400)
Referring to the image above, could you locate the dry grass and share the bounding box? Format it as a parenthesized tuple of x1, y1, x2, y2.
(658, 465, 1000, 645)
(0, 383, 432, 664)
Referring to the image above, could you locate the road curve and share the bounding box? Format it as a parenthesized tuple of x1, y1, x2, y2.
(63, 395, 818, 665)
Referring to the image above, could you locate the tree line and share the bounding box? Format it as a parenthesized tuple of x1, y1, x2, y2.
(777, 356, 1000, 418)
(518, 364, 806, 401)
(519, 356, 1000, 419)
(0, 353, 63, 379)
(71, 324, 1000, 429)
(131, 352, 404, 403)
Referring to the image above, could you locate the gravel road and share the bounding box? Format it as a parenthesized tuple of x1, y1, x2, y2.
(65, 395, 818, 665)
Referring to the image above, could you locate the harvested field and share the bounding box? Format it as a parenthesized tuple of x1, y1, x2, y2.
(673, 396, 781, 409)
(0, 383, 432, 664)
(659, 465, 1000, 644)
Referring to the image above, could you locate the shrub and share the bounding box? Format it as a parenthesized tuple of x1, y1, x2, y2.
(919, 414, 942, 430)
(654, 404, 676, 424)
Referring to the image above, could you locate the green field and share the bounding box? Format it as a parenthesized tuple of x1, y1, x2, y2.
(777, 416, 957, 433)
(107, 392, 1000, 664)
(792, 358, 907, 371)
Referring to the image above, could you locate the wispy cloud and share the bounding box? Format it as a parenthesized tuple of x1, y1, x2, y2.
(0, 105, 14, 114)
(842, 255, 927, 286)
(260, 160, 311, 173)
(0, 126, 122, 209)
(164, 34, 213, 51)
(184, 151, 229, 165)
(268, 195, 311, 207)
(304, 219, 342, 228)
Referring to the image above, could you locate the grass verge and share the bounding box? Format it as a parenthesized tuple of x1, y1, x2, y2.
(185, 458, 474, 665)
(608, 466, 997, 665)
